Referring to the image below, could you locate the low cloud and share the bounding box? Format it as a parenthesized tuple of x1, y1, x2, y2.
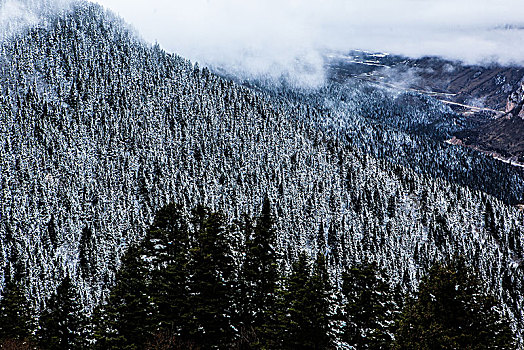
(7, 0, 524, 87)
(0, 0, 39, 40)
(0, 0, 71, 41)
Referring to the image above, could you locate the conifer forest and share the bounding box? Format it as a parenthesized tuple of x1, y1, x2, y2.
(0, 1, 524, 349)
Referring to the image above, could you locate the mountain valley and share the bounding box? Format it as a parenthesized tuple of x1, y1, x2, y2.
(326, 51, 524, 163)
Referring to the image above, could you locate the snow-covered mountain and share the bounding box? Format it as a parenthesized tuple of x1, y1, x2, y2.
(1, 0, 524, 341)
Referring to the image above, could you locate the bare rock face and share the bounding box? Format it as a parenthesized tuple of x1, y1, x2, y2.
(506, 80, 524, 119)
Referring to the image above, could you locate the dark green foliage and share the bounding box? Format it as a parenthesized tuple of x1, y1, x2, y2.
(280, 252, 333, 350)
(395, 259, 516, 349)
(431, 213, 451, 247)
(142, 204, 191, 339)
(317, 223, 327, 254)
(145, 331, 202, 350)
(238, 197, 280, 348)
(484, 200, 500, 242)
(79, 226, 95, 279)
(93, 245, 154, 350)
(307, 254, 333, 349)
(0, 279, 34, 344)
(81, 203, 520, 349)
(187, 206, 235, 349)
(47, 215, 58, 249)
(341, 261, 395, 349)
(327, 223, 339, 265)
(283, 253, 311, 349)
(38, 275, 86, 350)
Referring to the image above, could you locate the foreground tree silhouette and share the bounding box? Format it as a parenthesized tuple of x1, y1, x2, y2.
(395, 258, 516, 349)
(38, 275, 86, 350)
(341, 261, 395, 349)
(187, 206, 235, 349)
(0, 278, 34, 346)
(279, 252, 333, 350)
(238, 196, 280, 348)
(306, 253, 333, 349)
(142, 204, 191, 341)
(93, 245, 154, 349)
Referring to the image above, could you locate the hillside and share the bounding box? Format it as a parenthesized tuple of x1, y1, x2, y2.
(456, 81, 524, 162)
(326, 51, 524, 163)
(327, 51, 524, 113)
(1, 0, 524, 344)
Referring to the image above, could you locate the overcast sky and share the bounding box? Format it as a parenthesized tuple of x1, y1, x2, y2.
(89, 0, 524, 86)
(5, 0, 524, 86)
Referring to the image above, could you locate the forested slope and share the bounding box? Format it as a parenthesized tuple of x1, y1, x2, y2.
(1, 0, 524, 341)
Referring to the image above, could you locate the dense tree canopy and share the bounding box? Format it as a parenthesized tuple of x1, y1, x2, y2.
(0, 0, 523, 347)
(0, 279, 34, 345)
(395, 259, 516, 350)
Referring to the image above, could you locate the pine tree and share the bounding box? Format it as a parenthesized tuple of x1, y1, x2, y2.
(280, 252, 332, 350)
(47, 215, 58, 249)
(387, 194, 396, 218)
(317, 223, 327, 254)
(0, 279, 34, 345)
(142, 203, 191, 342)
(238, 197, 280, 348)
(484, 199, 500, 242)
(187, 206, 235, 349)
(93, 244, 154, 350)
(327, 223, 339, 265)
(79, 225, 95, 279)
(282, 252, 311, 349)
(307, 253, 333, 349)
(38, 275, 86, 350)
(341, 261, 395, 349)
(394, 258, 516, 349)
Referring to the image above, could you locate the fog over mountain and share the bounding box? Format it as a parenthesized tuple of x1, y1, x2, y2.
(0, 0, 70, 39)
(85, 0, 524, 87)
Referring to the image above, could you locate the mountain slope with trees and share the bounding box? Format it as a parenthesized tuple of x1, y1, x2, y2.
(0, 0, 523, 344)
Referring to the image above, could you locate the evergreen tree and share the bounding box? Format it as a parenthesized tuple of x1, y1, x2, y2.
(79, 225, 95, 279)
(280, 252, 332, 350)
(187, 206, 235, 349)
(327, 223, 339, 265)
(341, 261, 395, 349)
(307, 253, 333, 349)
(142, 203, 191, 341)
(93, 244, 154, 350)
(282, 252, 311, 349)
(317, 223, 327, 255)
(47, 215, 58, 249)
(0, 279, 34, 345)
(238, 196, 280, 348)
(387, 195, 396, 218)
(484, 200, 500, 242)
(38, 275, 86, 350)
(395, 258, 516, 349)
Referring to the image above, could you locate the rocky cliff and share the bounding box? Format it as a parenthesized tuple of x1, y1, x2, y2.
(506, 80, 524, 119)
